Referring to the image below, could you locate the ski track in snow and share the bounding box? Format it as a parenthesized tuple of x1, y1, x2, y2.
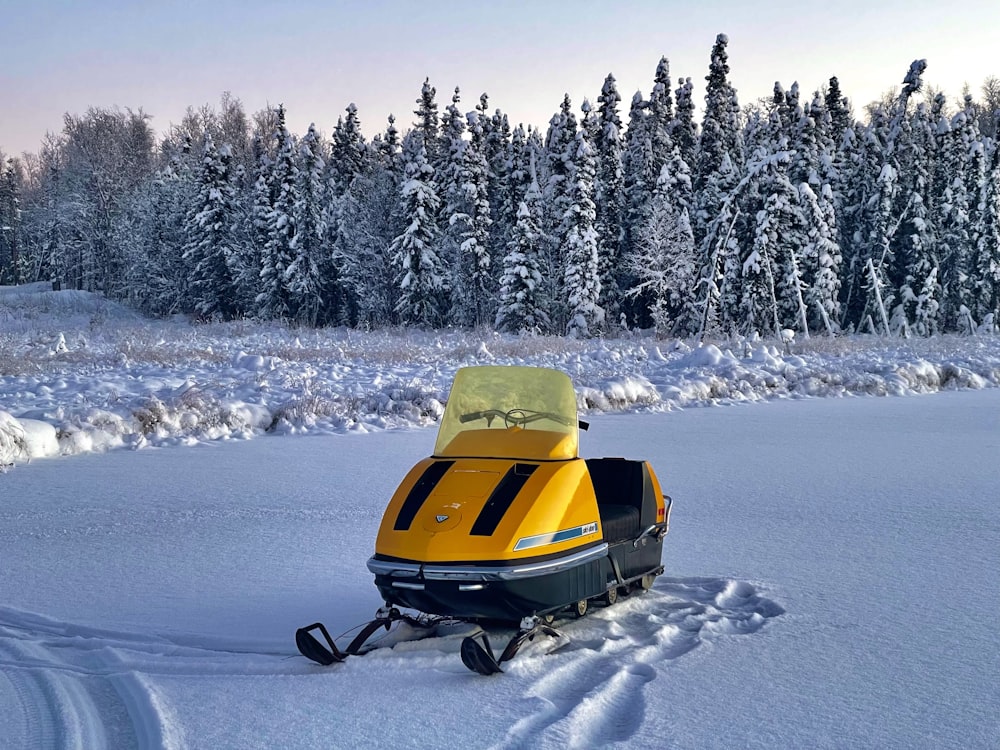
(494, 578, 784, 750)
(0, 607, 302, 750)
(0, 578, 781, 749)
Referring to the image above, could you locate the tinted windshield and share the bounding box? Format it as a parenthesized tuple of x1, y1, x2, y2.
(434, 366, 579, 459)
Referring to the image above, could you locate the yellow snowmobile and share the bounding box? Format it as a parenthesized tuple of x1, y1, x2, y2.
(296, 365, 672, 674)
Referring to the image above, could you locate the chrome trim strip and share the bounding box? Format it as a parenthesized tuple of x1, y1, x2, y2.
(391, 581, 425, 590)
(367, 543, 609, 583)
(367, 559, 422, 577)
(487, 543, 607, 580)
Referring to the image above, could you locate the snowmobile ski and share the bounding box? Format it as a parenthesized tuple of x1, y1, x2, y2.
(295, 622, 346, 665)
(460, 616, 564, 675)
(295, 607, 438, 666)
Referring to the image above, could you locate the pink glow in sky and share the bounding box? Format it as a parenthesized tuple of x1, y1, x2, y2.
(2, 0, 999, 157)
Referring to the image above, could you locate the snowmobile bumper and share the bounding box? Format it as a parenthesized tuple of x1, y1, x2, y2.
(368, 539, 660, 621)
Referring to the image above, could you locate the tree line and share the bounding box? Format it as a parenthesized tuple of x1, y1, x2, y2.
(1, 34, 999, 338)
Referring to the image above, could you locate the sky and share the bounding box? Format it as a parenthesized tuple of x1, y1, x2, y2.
(2, 0, 1000, 157)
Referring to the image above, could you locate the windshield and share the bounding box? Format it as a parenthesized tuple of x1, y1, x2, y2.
(434, 366, 579, 459)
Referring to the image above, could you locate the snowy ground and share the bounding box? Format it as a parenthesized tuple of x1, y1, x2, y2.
(2, 286, 1000, 748)
(2, 393, 998, 749)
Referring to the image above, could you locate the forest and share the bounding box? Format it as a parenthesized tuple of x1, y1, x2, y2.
(1, 33, 999, 338)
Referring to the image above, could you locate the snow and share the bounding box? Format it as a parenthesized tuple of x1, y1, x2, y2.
(2, 285, 1000, 748)
(4, 287, 1000, 468)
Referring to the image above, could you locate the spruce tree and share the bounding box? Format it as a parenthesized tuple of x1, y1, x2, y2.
(256, 105, 297, 320)
(937, 108, 978, 329)
(0, 159, 22, 284)
(414, 78, 442, 170)
(694, 33, 743, 207)
(671, 77, 698, 172)
(391, 132, 446, 326)
(287, 124, 328, 326)
(972, 139, 1000, 325)
(541, 94, 578, 327)
(329, 103, 366, 195)
(798, 182, 843, 334)
(593, 80, 625, 328)
(563, 128, 603, 337)
(449, 111, 495, 328)
(894, 102, 939, 334)
(620, 91, 655, 326)
(825, 76, 852, 145)
(497, 173, 549, 333)
(740, 148, 810, 336)
(240, 145, 273, 314)
(438, 86, 468, 321)
(335, 165, 403, 328)
(647, 56, 674, 177)
(693, 33, 744, 327)
(697, 154, 740, 335)
(485, 106, 514, 280)
(376, 114, 402, 173)
(183, 133, 239, 319)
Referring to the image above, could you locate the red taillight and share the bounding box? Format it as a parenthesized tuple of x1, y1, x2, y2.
(656, 507, 665, 522)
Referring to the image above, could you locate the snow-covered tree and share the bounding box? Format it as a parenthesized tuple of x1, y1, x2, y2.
(329, 103, 366, 195)
(413, 78, 442, 169)
(286, 124, 327, 325)
(563, 128, 603, 337)
(256, 106, 297, 320)
(496, 172, 549, 334)
(825, 76, 852, 146)
(694, 33, 743, 245)
(625, 157, 698, 336)
(740, 148, 810, 336)
(647, 56, 674, 178)
(374, 113, 402, 174)
(798, 182, 843, 333)
(541, 94, 578, 324)
(971, 138, 1000, 323)
(335, 167, 402, 328)
(620, 90, 655, 325)
(182, 134, 239, 319)
(671, 77, 698, 172)
(448, 111, 495, 327)
(0, 159, 23, 284)
(893, 102, 939, 335)
(937, 103, 978, 329)
(392, 132, 446, 327)
(594, 75, 626, 326)
(54, 107, 157, 297)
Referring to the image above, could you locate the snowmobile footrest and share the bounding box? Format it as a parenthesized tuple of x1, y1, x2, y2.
(296, 622, 347, 666)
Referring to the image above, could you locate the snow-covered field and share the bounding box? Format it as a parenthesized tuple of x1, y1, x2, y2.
(3, 284, 1000, 467)
(2, 286, 1000, 749)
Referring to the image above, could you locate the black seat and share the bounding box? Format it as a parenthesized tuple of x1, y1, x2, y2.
(597, 504, 641, 542)
(587, 458, 644, 542)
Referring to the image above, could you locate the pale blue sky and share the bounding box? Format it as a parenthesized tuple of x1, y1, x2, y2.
(2, 0, 998, 156)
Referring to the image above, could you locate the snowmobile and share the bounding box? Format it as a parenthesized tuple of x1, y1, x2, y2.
(296, 365, 672, 674)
